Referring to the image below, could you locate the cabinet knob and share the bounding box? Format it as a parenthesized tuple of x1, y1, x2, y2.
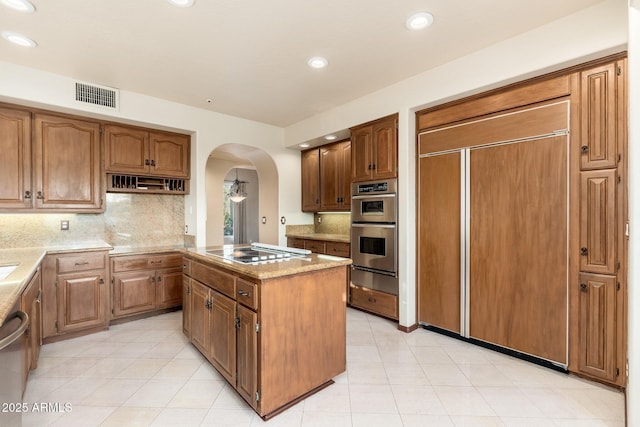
(186, 287, 190, 295)
(580, 247, 588, 256)
(368, 297, 377, 303)
(368, 164, 372, 170)
(372, 163, 376, 170)
(99, 278, 104, 284)
(157, 276, 161, 282)
(580, 283, 588, 291)
(24, 190, 32, 199)
(151, 159, 156, 167)
(145, 159, 150, 166)
(151, 276, 156, 283)
(36, 191, 44, 200)
(581, 145, 589, 154)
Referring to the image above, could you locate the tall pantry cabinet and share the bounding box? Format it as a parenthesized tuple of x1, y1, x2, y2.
(416, 54, 628, 387)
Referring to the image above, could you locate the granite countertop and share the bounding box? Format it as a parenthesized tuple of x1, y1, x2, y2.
(284, 232, 350, 243)
(186, 246, 352, 280)
(109, 244, 191, 256)
(0, 241, 113, 326)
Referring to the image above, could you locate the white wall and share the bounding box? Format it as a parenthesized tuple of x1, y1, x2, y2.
(283, 0, 629, 330)
(0, 61, 303, 247)
(626, 2, 639, 426)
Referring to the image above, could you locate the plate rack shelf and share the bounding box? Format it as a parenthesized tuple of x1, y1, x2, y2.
(107, 174, 189, 195)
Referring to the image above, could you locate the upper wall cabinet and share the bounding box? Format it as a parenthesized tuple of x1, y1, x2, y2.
(350, 114, 397, 182)
(301, 139, 351, 212)
(0, 106, 31, 209)
(580, 62, 621, 170)
(104, 124, 190, 178)
(301, 148, 320, 212)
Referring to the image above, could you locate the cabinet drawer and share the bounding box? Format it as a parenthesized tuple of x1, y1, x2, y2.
(349, 285, 398, 320)
(304, 240, 326, 254)
(287, 238, 306, 250)
(112, 253, 183, 272)
(325, 242, 350, 258)
(236, 279, 258, 310)
(182, 257, 191, 276)
(57, 253, 106, 273)
(190, 261, 236, 298)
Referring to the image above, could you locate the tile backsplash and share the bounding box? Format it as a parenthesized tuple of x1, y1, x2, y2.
(286, 213, 351, 236)
(0, 193, 186, 249)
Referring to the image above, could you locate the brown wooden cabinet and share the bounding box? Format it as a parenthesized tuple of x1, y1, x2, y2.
(301, 148, 320, 212)
(287, 237, 350, 257)
(349, 284, 398, 320)
(319, 140, 351, 210)
(104, 124, 190, 178)
(0, 106, 31, 209)
(33, 113, 103, 212)
(350, 115, 397, 182)
(111, 253, 183, 319)
(182, 276, 192, 338)
(236, 303, 258, 408)
(20, 266, 41, 388)
(42, 250, 110, 340)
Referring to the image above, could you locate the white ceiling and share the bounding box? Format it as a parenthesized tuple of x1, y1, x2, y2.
(0, 0, 604, 127)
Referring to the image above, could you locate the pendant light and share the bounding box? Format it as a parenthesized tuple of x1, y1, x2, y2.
(229, 169, 247, 203)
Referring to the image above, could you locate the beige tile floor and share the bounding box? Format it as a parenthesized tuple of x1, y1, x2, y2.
(21, 309, 625, 427)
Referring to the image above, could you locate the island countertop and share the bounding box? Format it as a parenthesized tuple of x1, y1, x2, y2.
(185, 246, 351, 280)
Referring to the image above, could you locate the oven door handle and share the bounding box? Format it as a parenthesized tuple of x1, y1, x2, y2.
(351, 223, 396, 229)
(351, 194, 396, 200)
(352, 265, 398, 277)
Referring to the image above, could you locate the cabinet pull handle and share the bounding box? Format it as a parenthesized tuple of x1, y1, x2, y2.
(580, 283, 588, 291)
(368, 297, 376, 303)
(368, 164, 372, 170)
(99, 278, 104, 284)
(74, 261, 90, 266)
(150, 260, 162, 265)
(151, 159, 156, 167)
(24, 190, 32, 199)
(581, 145, 589, 153)
(151, 276, 156, 283)
(145, 159, 150, 166)
(580, 247, 588, 256)
(372, 163, 376, 170)
(238, 290, 250, 297)
(157, 276, 161, 282)
(36, 191, 44, 200)
(186, 286, 190, 294)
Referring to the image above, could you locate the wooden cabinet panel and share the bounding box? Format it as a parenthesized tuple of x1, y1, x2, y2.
(236, 304, 258, 410)
(469, 136, 568, 364)
(301, 149, 320, 212)
(190, 280, 210, 356)
(319, 140, 351, 211)
(58, 253, 106, 273)
(182, 276, 192, 338)
(112, 271, 155, 317)
(304, 240, 326, 254)
(325, 242, 350, 258)
(209, 291, 236, 384)
(578, 273, 617, 382)
(21, 267, 41, 385)
(33, 113, 103, 211)
(580, 63, 618, 170)
(417, 152, 461, 333)
(155, 267, 183, 308)
(236, 279, 258, 310)
(0, 106, 31, 209)
(349, 284, 398, 320)
(149, 131, 190, 178)
(104, 124, 149, 175)
(191, 261, 236, 299)
(580, 169, 617, 275)
(351, 115, 397, 182)
(287, 238, 305, 250)
(57, 271, 107, 333)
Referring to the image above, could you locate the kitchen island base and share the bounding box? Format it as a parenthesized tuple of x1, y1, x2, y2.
(183, 249, 350, 419)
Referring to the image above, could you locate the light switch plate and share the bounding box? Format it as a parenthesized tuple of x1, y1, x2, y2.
(61, 220, 69, 231)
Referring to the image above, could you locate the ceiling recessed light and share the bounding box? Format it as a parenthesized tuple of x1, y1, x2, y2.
(167, 0, 195, 7)
(0, 0, 35, 13)
(324, 135, 337, 141)
(307, 56, 328, 69)
(2, 31, 37, 47)
(406, 12, 434, 30)
(299, 143, 310, 148)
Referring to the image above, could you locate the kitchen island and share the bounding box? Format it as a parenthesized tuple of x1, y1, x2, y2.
(183, 246, 351, 419)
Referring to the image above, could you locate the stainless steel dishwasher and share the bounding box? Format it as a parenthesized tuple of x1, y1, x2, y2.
(0, 308, 29, 427)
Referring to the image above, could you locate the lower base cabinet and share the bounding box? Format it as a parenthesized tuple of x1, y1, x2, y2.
(20, 266, 42, 393)
(183, 256, 346, 418)
(349, 284, 398, 320)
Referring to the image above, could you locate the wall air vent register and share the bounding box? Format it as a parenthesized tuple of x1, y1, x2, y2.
(75, 82, 119, 110)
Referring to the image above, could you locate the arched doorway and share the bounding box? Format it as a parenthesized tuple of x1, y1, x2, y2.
(205, 144, 279, 246)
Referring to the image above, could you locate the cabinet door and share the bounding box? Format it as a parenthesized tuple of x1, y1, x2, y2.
(112, 270, 155, 318)
(57, 271, 108, 333)
(209, 291, 237, 384)
(417, 152, 461, 333)
(149, 131, 190, 178)
(371, 118, 397, 180)
(580, 63, 618, 170)
(21, 268, 41, 383)
(339, 140, 351, 207)
(182, 276, 192, 338)
(190, 281, 210, 357)
(236, 304, 258, 410)
(155, 267, 183, 309)
(0, 106, 31, 209)
(320, 143, 342, 211)
(580, 169, 617, 275)
(301, 148, 320, 212)
(351, 125, 373, 182)
(578, 273, 617, 382)
(104, 124, 150, 174)
(33, 113, 103, 211)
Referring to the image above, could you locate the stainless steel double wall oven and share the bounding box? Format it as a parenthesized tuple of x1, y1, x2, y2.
(350, 179, 398, 295)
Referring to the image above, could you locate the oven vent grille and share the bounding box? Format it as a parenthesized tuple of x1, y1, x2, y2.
(75, 82, 119, 109)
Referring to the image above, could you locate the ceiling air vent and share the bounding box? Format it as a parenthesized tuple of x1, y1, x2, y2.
(75, 82, 119, 110)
